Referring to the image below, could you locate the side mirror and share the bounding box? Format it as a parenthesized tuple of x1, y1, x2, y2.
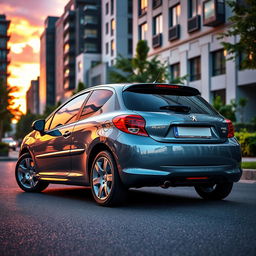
(32, 119, 45, 133)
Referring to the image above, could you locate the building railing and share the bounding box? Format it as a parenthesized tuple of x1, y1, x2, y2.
(152, 0, 162, 9)
(169, 25, 180, 41)
(152, 33, 162, 48)
(188, 15, 201, 33)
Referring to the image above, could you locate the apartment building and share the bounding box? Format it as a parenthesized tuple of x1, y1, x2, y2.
(26, 77, 40, 114)
(76, 0, 133, 86)
(0, 14, 10, 87)
(133, 0, 256, 122)
(40, 16, 58, 114)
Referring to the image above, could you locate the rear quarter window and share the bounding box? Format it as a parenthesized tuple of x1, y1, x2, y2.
(123, 91, 218, 116)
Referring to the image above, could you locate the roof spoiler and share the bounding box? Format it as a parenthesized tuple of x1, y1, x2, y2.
(123, 83, 200, 96)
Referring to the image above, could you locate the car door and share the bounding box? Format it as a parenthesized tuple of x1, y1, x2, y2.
(32, 93, 90, 180)
(70, 89, 114, 184)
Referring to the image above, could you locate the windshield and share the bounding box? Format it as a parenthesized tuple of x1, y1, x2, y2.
(123, 91, 219, 116)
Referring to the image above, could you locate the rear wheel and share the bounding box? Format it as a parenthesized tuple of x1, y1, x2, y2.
(90, 151, 127, 206)
(15, 153, 49, 192)
(195, 182, 233, 200)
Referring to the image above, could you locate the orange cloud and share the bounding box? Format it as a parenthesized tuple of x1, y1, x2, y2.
(1, 0, 67, 115)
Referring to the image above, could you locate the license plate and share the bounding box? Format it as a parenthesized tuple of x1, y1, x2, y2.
(174, 126, 211, 138)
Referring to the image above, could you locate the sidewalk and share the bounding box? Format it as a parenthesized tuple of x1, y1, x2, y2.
(0, 149, 19, 162)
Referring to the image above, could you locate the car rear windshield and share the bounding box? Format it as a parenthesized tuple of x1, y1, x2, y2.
(123, 91, 219, 116)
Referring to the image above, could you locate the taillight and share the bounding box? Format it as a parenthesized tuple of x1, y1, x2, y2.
(112, 115, 148, 136)
(225, 119, 234, 138)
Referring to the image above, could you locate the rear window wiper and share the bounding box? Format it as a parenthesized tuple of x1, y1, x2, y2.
(159, 105, 191, 113)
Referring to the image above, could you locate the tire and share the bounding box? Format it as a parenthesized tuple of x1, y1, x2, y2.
(195, 182, 233, 200)
(15, 153, 49, 192)
(90, 150, 127, 206)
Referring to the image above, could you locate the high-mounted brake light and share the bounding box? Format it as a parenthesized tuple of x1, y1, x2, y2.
(155, 84, 180, 89)
(112, 115, 148, 136)
(225, 119, 234, 138)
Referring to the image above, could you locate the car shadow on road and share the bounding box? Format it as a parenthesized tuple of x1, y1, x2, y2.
(15, 185, 241, 210)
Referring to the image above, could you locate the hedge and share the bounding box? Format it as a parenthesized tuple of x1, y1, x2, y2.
(235, 132, 256, 157)
(0, 142, 9, 156)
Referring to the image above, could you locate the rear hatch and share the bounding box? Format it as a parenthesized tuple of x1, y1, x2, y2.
(123, 84, 229, 143)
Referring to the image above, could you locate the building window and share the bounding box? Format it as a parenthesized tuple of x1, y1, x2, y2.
(111, 19, 115, 36)
(139, 0, 148, 16)
(212, 49, 226, 76)
(111, 40, 115, 56)
(128, 0, 133, 14)
(169, 4, 181, 27)
(128, 39, 133, 54)
(203, 0, 225, 26)
(106, 22, 109, 34)
(139, 23, 148, 40)
(189, 56, 201, 81)
(106, 42, 109, 55)
(84, 29, 97, 38)
(111, 0, 114, 15)
(238, 52, 247, 70)
(153, 14, 163, 35)
(106, 2, 109, 15)
(212, 89, 226, 104)
(84, 15, 97, 25)
(78, 61, 82, 72)
(170, 63, 180, 81)
(84, 43, 97, 52)
(189, 0, 198, 18)
(128, 18, 133, 34)
(64, 43, 70, 53)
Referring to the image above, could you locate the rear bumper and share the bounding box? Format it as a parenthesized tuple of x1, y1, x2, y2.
(120, 165, 242, 187)
(112, 133, 242, 187)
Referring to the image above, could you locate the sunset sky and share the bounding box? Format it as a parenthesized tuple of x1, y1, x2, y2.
(1, 0, 69, 113)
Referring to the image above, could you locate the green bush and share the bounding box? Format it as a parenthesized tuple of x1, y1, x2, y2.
(0, 142, 9, 156)
(234, 123, 256, 132)
(235, 131, 256, 157)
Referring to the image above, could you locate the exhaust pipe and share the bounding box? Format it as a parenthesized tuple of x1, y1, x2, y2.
(161, 180, 171, 189)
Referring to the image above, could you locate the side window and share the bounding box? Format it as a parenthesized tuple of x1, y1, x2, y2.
(44, 115, 53, 131)
(80, 89, 113, 120)
(50, 93, 89, 129)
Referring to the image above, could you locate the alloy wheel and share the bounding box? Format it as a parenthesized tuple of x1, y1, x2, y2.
(92, 156, 113, 200)
(17, 157, 39, 189)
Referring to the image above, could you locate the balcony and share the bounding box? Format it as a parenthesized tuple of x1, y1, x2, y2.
(203, 0, 225, 27)
(169, 25, 180, 41)
(84, 5, 98, 12)
(63, 10, 75, 24)
(63, 22, 75, 33)
(152, 0, 162, 9)
(64, 33, 75, 43)
(138, 7, 147, 17)
(188, 15, 201, 33)
(152, 33, 162, 48)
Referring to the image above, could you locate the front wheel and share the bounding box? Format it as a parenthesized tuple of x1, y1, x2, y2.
(15, 153, 49, 192)
(195, 182, 233, 200)
(90, 151, 127, 206)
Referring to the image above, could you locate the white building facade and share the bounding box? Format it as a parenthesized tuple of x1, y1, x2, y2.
(76, 0, 133, 86)
(133, 0, 256, 122)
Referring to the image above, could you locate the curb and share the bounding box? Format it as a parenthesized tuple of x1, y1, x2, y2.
(241, 169, 256, 181)
(0, 157, 18, 162)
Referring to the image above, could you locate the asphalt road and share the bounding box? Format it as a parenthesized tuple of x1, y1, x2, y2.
(0, 161, 256, 256)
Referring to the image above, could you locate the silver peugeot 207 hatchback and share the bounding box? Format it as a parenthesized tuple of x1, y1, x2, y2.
(16, 83, 242, 206)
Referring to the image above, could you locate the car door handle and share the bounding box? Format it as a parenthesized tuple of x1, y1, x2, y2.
(63, 131, 71, 138)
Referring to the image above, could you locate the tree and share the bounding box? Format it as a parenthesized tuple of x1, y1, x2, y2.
(218, 0, 256, 69)
(110, 40, 169, 83)
(0, 79, 21, 140)
(73, 81, 86, 95)
(15, 112, 39, 140)
(213, 96, 236, 122)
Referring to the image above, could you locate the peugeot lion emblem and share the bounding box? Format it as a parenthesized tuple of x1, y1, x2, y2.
(190, 115, 197, 121)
